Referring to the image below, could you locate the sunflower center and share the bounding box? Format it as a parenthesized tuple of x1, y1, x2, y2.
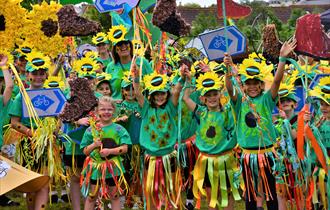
(82, 64, 93, 72)
(134, 43, 141, 49)
(0, 15, 5, 31)
(32, 58, 45, 67)
(245, 112, 257, 128)
(278, 89, 289, 97)
(202, 79, 215, 87)
(206, 126, 216, 138)
(48, 81, 59, 87)
(321, 84, 330, 94)
(151, 76, 163, 86)
(113, 29, 123, 39)
(246, 67, 260, 76)
(41, 18, 58, 37)
(22, 47, 32, 54)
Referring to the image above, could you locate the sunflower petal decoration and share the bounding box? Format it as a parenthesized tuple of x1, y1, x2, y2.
(44, 76, 65, 89)
(23, 1, 66, 57)
(196, 71, 223, 96)
(73, 57, 98, 77)
(191, 57, 209, 75)
(107, 25, 127, 44)
(0, 0, 27, 51)
(238, 55, 274, 83)
(26, 51, 51, 71)
(122, 71, 133, 84)
(143, 72, 169, 94)
(209, 61, 227, 74)
(96, 72, 112, 82)
(16, 41, 35, 57)
(132, 40, 145, 56)
(309, 76, 330, 105)
(0, 50, 14, 68)
(92, 32, 109, 45)
(278, 83, 295, 99)
(248, 52, 267, 64)
(84, 51, 98, 59)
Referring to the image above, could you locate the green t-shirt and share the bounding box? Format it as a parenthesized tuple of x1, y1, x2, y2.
(194, 105, 236, 154)
(80, 123, 131, 179)
(231, 91, 278, 149)
(9, 93, 38, 129)
(140, 99, 177, 156)
(105, 57, 153, 99)
(319, 120, 330, 150)
(63, 123, 86, 155)
(178, 91, 200, 140)
(117, 100, 141, 145)
(99, 57, 112, 69)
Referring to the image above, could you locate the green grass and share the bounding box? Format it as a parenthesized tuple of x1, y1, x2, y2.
(2, 191, 246, 209)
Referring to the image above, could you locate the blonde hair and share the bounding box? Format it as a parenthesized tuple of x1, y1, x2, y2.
(98, 96, 116, 111)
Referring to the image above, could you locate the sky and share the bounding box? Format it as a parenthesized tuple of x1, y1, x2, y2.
(176, 0, 217, 7)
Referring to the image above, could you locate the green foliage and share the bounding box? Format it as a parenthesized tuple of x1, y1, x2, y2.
(183, 3, 202, 8)
(191, 12, 220, 36)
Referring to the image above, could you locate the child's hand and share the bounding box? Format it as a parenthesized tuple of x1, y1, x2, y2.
(76, 117, 90, 126)
(0, 54, 8, 67)
(93, 140, 102, 148)
(117, 115, 129, 122)
(280, 38, 297, 58)
(99, 148, 110, 157)
(198, 62, 210, 72)
(223, 53, 233, 67)
(278, 110, 287, 119)
(304, 111, 311, 123)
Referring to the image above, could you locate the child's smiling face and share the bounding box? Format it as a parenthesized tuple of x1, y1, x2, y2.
(280, 98, 297, 112)
(320, 100, 330, 120)
(203, 90, 221, 110)
(97, 82, 112, 97)
(153, 91, 168, 107)
(244, 79, 263, 98)
(97, 101, 115, 123)
(27, 69, 47, 89)
(122, 85, 136, 101)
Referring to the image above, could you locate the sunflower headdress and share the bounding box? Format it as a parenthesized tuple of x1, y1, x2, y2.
(84, 51, 98, 59)
(73, 57, 98, 77)
(248, 52, 267, 64)
(44, 76, 65, 89)
(16, 41, 35, 57)
(107, 25, 128, 44)
(209, 62, 227, 74)
(92, 32, 109, 45)
(196, 71, 223, 96)
(239, 56, 273, 83)
(23, 1, 66, 57)
(309, 76, 330, 105)
(25, 51, 51, 71)
(121, 71, 134, 88)
(191, 57, 209, 75)
(143, 72, 170, 94)
(0, 0, 27, 51)
(132, 40, 145, 57)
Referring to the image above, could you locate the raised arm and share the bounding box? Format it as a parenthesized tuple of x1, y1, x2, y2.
(181, 65, 196, 111)
(0, 55, 14, 106)
(132, 63, 144, 107)
(270, 38, 297, 99)
(224, 53, 237, 102)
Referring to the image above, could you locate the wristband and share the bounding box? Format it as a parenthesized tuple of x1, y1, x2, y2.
(279, 56, 287, 63)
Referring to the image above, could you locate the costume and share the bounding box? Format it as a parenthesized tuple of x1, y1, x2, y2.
(80, 123, 132, 199)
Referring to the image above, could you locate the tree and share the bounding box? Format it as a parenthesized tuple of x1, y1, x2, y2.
(191, 12, 220, 36)
(183, 3, 201, 8)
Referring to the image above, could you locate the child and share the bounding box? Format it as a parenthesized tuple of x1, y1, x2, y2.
(80, 96, 131, 210)
(183, 69, 240, 210)
(225, 39, 296, 210)
(9, 52, 60, 210)
(132, 65, 182, 209)
(309, 75, 330, 209)
(95, 74, 112, 97)
(116, 75, 143, 208)
(0, 54, 18, 207)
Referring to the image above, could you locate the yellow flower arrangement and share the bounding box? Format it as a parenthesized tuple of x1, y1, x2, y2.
(26, 51, 51, 70)
(107, 25, 127, 44)
(196, 71, 223, 96)
(309, 76, 330, 104)
(92, 32, 109, 45)
(44, 76, 65, 89)
(73, 57, 98, 76)
(0, 0, 27, 50)
(143, 72, 169, 94)
(23, 1, 66, 57)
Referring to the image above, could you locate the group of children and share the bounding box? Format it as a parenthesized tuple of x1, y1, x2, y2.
(0, 29, 329, 210)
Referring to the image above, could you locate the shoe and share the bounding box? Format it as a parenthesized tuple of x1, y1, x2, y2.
(185, 203, 194, 210)
(0, 198, 20, 207)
